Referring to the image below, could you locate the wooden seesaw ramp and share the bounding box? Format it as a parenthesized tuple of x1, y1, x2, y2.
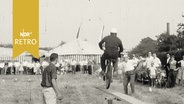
(94, 86, 152, 104)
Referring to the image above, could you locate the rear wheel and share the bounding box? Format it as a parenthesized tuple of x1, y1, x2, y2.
(106, 64, 112, 89)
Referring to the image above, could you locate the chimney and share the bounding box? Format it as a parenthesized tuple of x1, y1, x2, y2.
(167, 22, 170, 35)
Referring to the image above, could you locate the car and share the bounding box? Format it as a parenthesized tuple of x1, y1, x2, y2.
(135, 60, 149, 84)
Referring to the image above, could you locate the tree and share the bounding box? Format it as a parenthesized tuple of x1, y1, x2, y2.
(156, 33, 178, 52)
(177, 15, 184, 49)
(0, 43, 12, 48)
(129, 37, 157, 56)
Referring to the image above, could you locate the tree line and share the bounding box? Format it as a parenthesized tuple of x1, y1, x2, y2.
(130, 15, 184, 56)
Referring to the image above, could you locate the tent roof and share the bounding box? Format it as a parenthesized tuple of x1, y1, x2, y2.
(0, 47, 12, 56)
(49, 39, 103, 55)
(0, 47, 49, 57)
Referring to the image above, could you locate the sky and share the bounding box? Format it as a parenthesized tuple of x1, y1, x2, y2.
(0, 0, 184, 50)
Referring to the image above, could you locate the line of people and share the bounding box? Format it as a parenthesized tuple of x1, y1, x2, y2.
(0, 57, 100, 76)
(0, 60, 41, 75)
(63, 58, 96, 75)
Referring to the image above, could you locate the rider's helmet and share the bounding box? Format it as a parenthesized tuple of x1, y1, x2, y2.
(110, 28, 117, 37)
(110, 28, 117, 33)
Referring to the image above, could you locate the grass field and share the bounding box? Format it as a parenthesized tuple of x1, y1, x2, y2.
(0, 73, 184, 104)
(0, 74, 127, 104)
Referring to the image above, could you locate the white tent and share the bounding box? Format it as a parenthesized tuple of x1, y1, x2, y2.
(49, 39, 103, 55)
(49, 39, 102, 63)
(0, 47, 12, 56)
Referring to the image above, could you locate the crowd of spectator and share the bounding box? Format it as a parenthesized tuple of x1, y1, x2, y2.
(165, 54, 184, 87)
(0, 57, 98, 75)
(114, 52, 184, 93)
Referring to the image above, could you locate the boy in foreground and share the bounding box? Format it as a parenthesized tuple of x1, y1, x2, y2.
(41, 53, 63, 104)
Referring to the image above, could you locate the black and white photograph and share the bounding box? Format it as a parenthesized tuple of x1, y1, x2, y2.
(0, 0, 184, 104)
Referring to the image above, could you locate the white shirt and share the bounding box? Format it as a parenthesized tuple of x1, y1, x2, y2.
(71, 60, 77, 66)
(167, 57, 170, 64)
(118, 61, 124, 70)
(179, 60, 184, 67)
(150, 66, 156, 76)
(152, 57, 161, 67)
(14, 62, 20, 67)
(83, 60, 88, 65)
(59, 60, 63, 66)
(8, 62, 13, 67)
(146, 56, 153, 69)
(36, 62, 40, 68)
(19, 64, 24, 71)
(131, 58, 139, 67)
(55, 63, 60, 67)
(42, 61, 49, 68)
(31, 63, 36, 68)
(27, 62, 32, 68)
(23, 61, 28, 66)
(121, 60, 135, 72)
(0, 63, 4, 68)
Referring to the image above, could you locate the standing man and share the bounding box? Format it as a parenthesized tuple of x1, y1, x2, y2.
(165, 54, 171, 79)
(4, 61, 8, 75)
(131, 54, 139, 68)
(71, 59, 77, 74)
(41, 53, 62, 104)
(14, 61, 20, 75)
(8, 61, 13, 75)
(121, 55, 135, 95)
(145, 52, 153, 90)
(23, 60, 28, 75)
(99, 28, 123, 80)
(152, 53, 161, 68)
(146, 52, 154, 70)
(0, 62, 4, 75)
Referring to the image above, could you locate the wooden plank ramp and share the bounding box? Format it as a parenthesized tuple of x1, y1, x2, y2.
(94, 86, 151, 104)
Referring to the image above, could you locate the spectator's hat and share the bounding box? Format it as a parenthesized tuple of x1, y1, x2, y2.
(110, 28, 117, 33)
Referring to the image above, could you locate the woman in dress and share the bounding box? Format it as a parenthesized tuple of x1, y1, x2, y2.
(177, 55, 184, 85)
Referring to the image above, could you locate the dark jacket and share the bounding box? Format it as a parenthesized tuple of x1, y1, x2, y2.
(99, 35, 123, 56)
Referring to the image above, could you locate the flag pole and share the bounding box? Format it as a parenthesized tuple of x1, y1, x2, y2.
(101, 25, 105, 40)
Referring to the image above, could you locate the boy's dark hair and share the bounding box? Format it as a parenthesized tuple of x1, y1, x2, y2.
(50, 53, 58, 62)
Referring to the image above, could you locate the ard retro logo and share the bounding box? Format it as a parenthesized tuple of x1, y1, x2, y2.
(13, 0, 39, 58)
(14, 29, 37, 45)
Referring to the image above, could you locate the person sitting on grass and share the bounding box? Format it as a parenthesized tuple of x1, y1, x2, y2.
(41, 53, 63, 104)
